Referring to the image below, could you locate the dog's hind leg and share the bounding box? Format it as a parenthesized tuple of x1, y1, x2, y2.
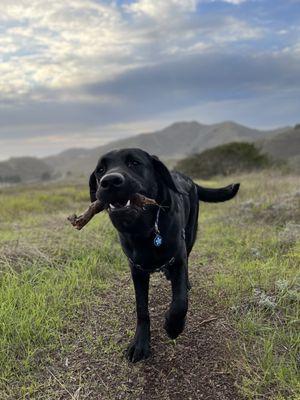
(164, 258, 189, 339)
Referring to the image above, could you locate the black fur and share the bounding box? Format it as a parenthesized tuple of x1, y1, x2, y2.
(89, 148, 239, 362)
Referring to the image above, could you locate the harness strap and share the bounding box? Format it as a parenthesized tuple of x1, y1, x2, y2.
(128, 256, 175, 274)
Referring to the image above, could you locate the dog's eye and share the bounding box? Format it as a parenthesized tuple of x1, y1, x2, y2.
(97, 165, 105, 174)
(127, 160, 140, 168)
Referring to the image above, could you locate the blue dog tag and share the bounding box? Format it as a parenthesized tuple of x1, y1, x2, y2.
(154, 234, 163, 247)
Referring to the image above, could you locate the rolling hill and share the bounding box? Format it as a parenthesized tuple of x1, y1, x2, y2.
(0, 157, 53, 184)
(257, 125, 300, 160)
(44, 121, 286, 176)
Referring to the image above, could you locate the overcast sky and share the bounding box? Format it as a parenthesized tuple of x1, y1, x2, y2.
(1, 0, 299, 160)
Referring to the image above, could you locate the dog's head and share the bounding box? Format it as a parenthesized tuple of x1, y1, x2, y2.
(89, 148, 181, 233)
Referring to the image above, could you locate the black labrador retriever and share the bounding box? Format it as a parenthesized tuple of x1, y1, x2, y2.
(89, 148, 239, 362)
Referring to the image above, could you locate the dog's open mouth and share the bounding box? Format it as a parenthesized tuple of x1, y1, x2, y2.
(108, 193, 157, 212)
(108, 198, 132, 210)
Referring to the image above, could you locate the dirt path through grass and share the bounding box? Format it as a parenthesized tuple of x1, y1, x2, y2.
(36, 262, 242, 400)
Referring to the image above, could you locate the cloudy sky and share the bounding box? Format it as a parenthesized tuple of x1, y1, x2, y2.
(1, 0, 299, 159)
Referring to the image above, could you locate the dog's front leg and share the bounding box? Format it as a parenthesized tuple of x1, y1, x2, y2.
(126, 268, 151, 362)
(164, 259, 188, 339)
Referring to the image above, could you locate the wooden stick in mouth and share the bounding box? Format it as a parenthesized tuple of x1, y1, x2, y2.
(131, 193, 158, 208)
(68, 193, 158, 230)
(67, 200, 105, 230)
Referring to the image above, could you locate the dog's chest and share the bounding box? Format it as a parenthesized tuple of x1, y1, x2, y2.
(120, 229, 180, 271)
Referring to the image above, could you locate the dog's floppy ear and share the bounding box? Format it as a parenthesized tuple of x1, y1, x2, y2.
(151, 155, 182, 193)
(89, 171, 98, 202)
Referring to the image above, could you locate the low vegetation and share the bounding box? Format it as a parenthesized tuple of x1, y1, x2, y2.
(176, 142, 274, 179)
(194, 172, 299, 399)
(0, 157, 54, 184)
(0, 171, 299, 399)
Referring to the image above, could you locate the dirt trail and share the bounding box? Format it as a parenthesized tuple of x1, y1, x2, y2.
(37, 264, 242, 400)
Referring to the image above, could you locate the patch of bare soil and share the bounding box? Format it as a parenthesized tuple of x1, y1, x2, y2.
(34, 264, 243, 400)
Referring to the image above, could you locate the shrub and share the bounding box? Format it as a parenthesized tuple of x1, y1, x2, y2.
(175, 142, 272, 179)
(1, 175, 22, 183)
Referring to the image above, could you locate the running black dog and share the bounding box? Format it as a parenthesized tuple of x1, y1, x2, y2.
(89, 148, 239, 362)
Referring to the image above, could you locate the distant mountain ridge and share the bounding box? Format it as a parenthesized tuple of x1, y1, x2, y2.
(44, 121, 287, 176)
(1, 120, 297, 183)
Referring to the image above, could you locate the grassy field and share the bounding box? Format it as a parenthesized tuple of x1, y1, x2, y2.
(0, 172, 299, 399)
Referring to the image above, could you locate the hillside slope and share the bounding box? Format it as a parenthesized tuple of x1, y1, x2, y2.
(0, 157, 53, 183)
(44, 121, 282, 176)
(257, 125, 300, 160)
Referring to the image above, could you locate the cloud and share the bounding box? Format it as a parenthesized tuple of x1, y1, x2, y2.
(0, 0, 299, 159)
(0, 49, 299, 137)
(217, 0, 247, 4)
(0, 0, 263, 103)
(0, 0, 130, 98)
(204, 0, 248, 4)
(124, 0, 197, 20)
(86, 50, 300, 107)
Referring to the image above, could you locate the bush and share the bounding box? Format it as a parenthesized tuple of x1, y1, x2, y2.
(0, 175, 22, 183)
(41, 172, 51, 181)
(175, 142, 271, 179)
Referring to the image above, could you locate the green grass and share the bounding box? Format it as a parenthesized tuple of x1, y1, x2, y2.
(195, 171, 300, 399)
(0, 183, 127, 398)
(0, 171, 299, 399)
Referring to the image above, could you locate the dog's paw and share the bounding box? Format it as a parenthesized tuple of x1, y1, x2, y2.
(164, 315, 186, 339)
(126, 339, 151, 363)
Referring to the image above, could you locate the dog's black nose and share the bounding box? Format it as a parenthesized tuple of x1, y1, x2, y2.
(100, 173, 125, 189)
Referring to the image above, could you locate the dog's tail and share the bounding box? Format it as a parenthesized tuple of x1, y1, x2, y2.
(196, 183, 240, 203)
